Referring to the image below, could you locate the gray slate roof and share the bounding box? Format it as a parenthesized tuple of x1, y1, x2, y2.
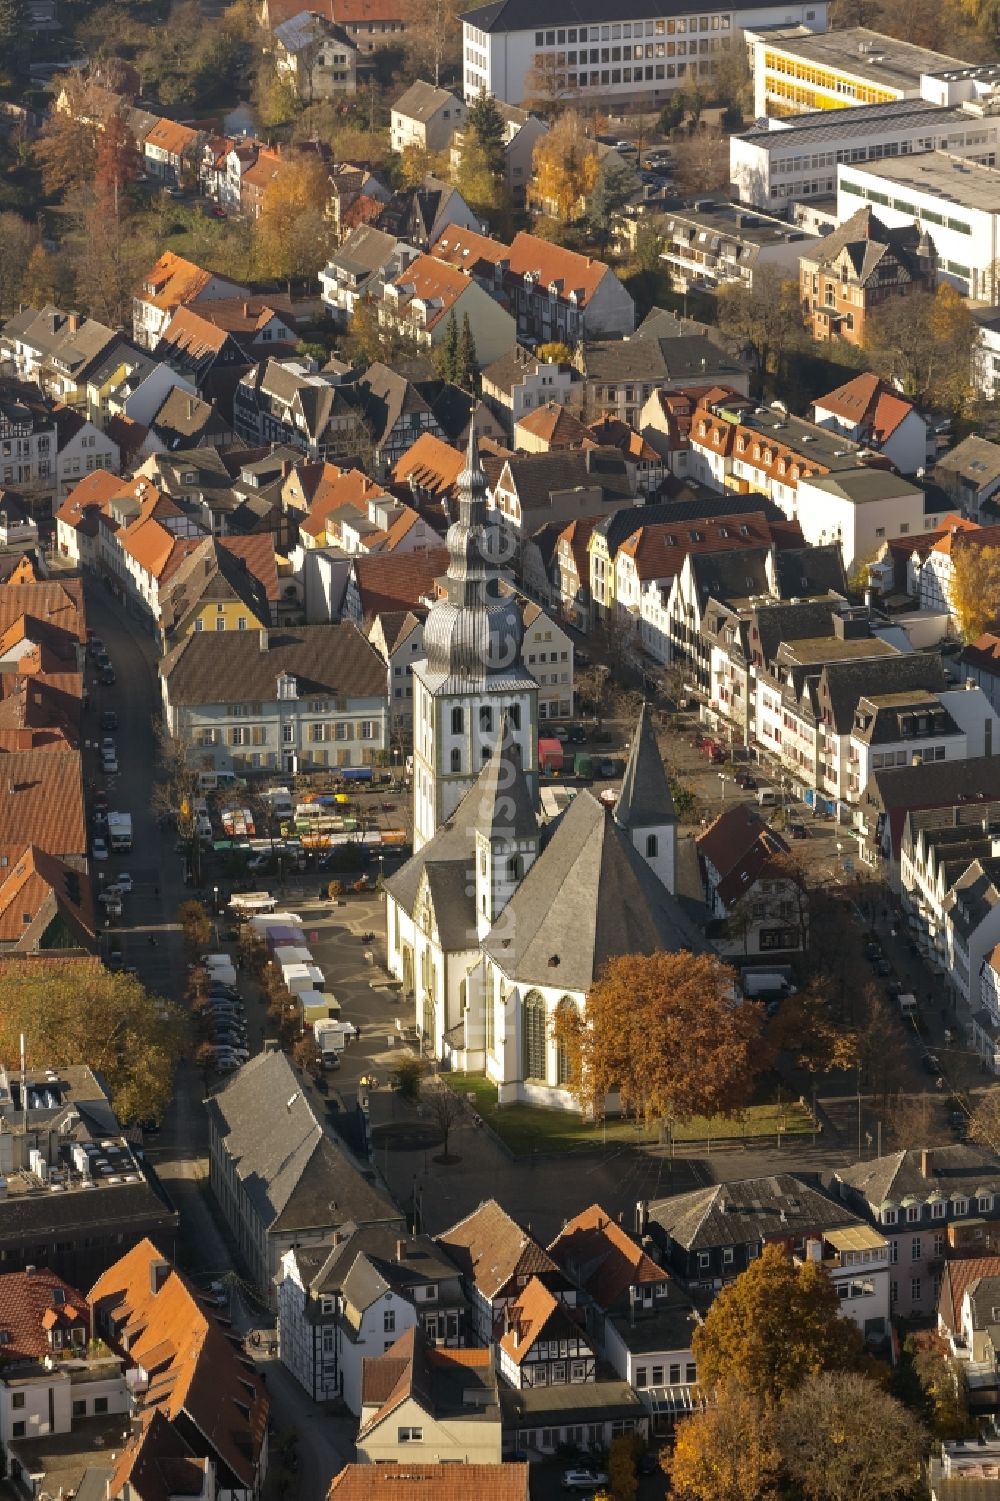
(500, 448, 631, 514)
(328, 225, 400, 281)
(205, 1046, 400, 1235)
(392, 80, 462, 124)
(579, 332, 748, 386)
(475, 719, 538, 844)
(648, 1173, 858, 1252)
(615, 702, 675, 831)
(935, 434, 1000, 490)
(824, 650, 945, 733)
(483, 789, 705, 992)
(835, 1144, 1000, 1208)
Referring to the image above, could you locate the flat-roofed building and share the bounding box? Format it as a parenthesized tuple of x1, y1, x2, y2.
(748, 26, 967, 119)
(658, 201, 817, 291)
(731, 97, 1000, 210)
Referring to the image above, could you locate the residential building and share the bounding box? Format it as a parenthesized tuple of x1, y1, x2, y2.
(449, 103, 549, 208)
(794, 467, 935, 571)
(934, 435, 1000, 519)
(551, 515, 602, 630)
(393, 430, 467, 508)
(391, 81, 466, 155)
(233, 359, 367, 462)
(153, 298, 298, 407)
(731, 95, 1000, 210)
(431, 226, 635, 341)
(812, 374, 930, 475)
(857, 753, 1000, 878)
(909, 521, 1000, 620)
(497, 1276, 598, 1389)
(342, 548, 447, 623)
(320, 226, 418, 329)
(145, 387, 236, 454)
(0, 383, 58, 517)
(436, 1199, 561, 1345)
(352, 363, 446, 477)
(205, 1044, 403, 1301)
(0, 1052, 178, 1285)
(0, 749, 85, 858)
(659, 201, 816, 292)
(156, 537, 274, 646)
(221, 139, 282, 219)
(961, 634, 1000, 712)
(379, 253, 518, 367)
(367, 610, 425, 730)
(836, 152, 1000, 301)
(480, 345, 579, 433)
(141, 118, 205, 187)
(276, 1229, 465, 1410)
(460, 0, 827, 108)
(799, 205, 936, 347)
(261, 0, 412, 54)
(329, 1466, 529, 1501)
(576, 331, 750, 425)
(1, 306, 122, 408)
(748, 26, 966, 119)
(490, 447, 633, 548)
(513, 402, 591, 453)
(696, 804, 806, 957)
(973, 306, 1000, 399)
(51, 407, 119, 502)
(645, 1174, 866, 1292)
(833, 1145, 1000, 1317)
(548, 1204, 701, 1434)
(161, 622, 388, 777)
(978, 946, 1000, 1073)
(273, 11, 357, 98)
(132, 252, 244, 351)
(499, 1381, 648, 1457)
(355, 1327, 502, 1465)
(90, 1239, 269, 1499)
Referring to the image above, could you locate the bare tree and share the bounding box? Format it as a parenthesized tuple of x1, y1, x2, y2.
(422, 1077, 464, 1161)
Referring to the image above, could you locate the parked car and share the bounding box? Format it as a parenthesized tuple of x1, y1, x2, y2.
(87, 637, 104, 660)
(562, 1472, 609, 1492)
(100, 666, 116, 686)
(102, 754, 119, 774)
(101, 736, 115, 755)
(101, 710, 118, 731)
(567, 725, 588, 744)
(550, 726, 569, 742)
(788, 821, 809, 839)
(875, 957, 893, 977)
(92, 837, 108, 860)
(107, 873, 133, 894)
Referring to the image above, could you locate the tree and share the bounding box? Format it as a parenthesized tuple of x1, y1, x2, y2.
(346, 294, 388, 364)
(587, 157, 639, 254)
(422, 1077, 463, 1160)
(436, 308, 461, 382)
(669, 1386, 780, 1501)
(536, 341, 573, 363)
(457, 313, 478, 390)
(177, 900, 213, 954)
(948, 540, 1000, 640)
(764, 981, 859, 1074)
(0, 958, 186, 1125)
(390, 1054, 428, 1101)
(0, 0, 26, 49)
(716, 267, 802, 397)
(404, 0, 465, 83)
(969, 1083, 1000, 1153)
(692, 1243, 864, 1406)
(0, 213, 37, 316)
(607, 1435, 641, 1501)
(522, 53, 581, 115)
(671, 131, 730, 194)
(19, 243, 59, 307)
(466, 88, 506, 180)
(35, 108, 96, 197)
(253, 155, 333, 286)
(776, 1371, 924, 1501)
(554, 951, 764, 1126)
(865, 283, 978, 411)
(399, 142, 434, 187)
(529, 111, 600, 221)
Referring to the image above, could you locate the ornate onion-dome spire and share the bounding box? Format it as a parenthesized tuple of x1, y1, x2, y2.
(423, 421, 524, 682)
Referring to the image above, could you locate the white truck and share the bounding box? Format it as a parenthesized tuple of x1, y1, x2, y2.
(314, 1018, 354, 1067)
(107, 812, 133, 852)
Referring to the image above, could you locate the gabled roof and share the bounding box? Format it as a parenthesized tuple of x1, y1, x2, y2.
(0, 843, 95, 948)
(835, 1144, 1000, 1209)
(392, 80, 462, 123)
(108, 1410, 209, 1501)
(143, 117, 201, 158)
(350, 548, 448, 616)
(432, 226, 618, 309)
(548, 1204, 662, 1311)
(499, 1275, 583, 1367)
(961, 633, 1000, 678)
(483, 790, 705, 992)
(393, 431, 466, 497)
(274, 7, 354, 48)
(0, 1267, 89, 1366)
(391, 254, 471, 328)
(0, 749, 85, 856)
(148, 386, 232, 449)
(329, 1463, 529, 1501)
(939, 1255, 1000, 1335)
(137, 252, 229, 314)
(935, 434, 1000, 490)
(514, 401, 590, 449)
(801, 205, 925, 285)
(89, 1241, 267, 1490)
(615, 702, 674, 831)
(815, 372, 920, 442)
(160, 624, 386, 707)
(358, 1325, 497, 1436)
(436, 1198, 557, 1302)
(696, 803, 791, 908)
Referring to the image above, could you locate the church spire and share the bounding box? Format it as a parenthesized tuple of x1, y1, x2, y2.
(616, 703, 676, 831)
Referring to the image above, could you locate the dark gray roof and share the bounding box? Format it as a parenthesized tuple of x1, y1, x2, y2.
(866, 755, 1000, 818)
(648, 1174, 857, 1252)
(688, 547, 772, 607)
(483, 789, 704, 992)
(835, 1145, 1000, 1208)
(0, 305, 120, 378)
(823, 651, 945, 733)
(752, 598, 842, 666)
(501, 448, 631, 514)
(579, 333, 748, 386)
(149, 387, 231, 449)
(205, 1046, 401, 1235)
(615, 703, 675, 831)
(356, 362, 435, 448)
(160, 623, 387, 706)
(803, 468, 923, 505)
(500, 1379, 644, 1425)
(307, 1227, 459, 1297)
(392, 80, 462, 122)
(463, 0, 775, 29)
(935, 434, 1000, 489)
(964, 1275, 1000, 1331)
(801, 206, 925, 284)
(772, 543, 847, 598)
(475, 718, 538, 844)
(328, 225, 400, 281)
(481, 344, 549, 396)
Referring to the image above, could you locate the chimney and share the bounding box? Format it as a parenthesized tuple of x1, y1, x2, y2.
(149, 1258, 170, 1295)
(396, 1239, 407, 1261)
(921, 1148, 932, 1178)
(243, 302, 250, 317)
(259, 627, 269, 652)
(806, 1237, 823, 1263)
(67, 313, 79, 334)
(25, 1264, 36, 1276)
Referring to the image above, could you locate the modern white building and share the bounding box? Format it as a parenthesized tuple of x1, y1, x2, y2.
(460, 0, 827, 108)
(731, 96, 1000, 211)
(747, 26, 967, 120)
(837, 150, 1000, 299)
(658, 202, 815, 292)
(794, 467, 940, 570)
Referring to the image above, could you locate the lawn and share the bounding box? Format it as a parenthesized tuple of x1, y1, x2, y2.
(446, 1075, 814, 1155)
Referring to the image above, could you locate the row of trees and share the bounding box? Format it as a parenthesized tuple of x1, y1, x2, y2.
(670, 1246, 926, 1501)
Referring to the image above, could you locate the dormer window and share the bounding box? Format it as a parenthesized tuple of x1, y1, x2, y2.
(953, 1197, 968, 1216)
(276, 673, 297, 700)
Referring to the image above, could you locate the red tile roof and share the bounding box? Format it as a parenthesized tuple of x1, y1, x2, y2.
(696, 802, 792, 909)
(939, 1255, 1000, 1334)
(549, 1203, 662, 1309)
(816, 372, 917, 442)
(351, 547, 448, 616)
(137, 252, 217, 315)
(328, 1463, 529, 1501)
(436, 1198, 558, 1302)
(393, 432, 465, 497)
(616, 511, 794, 585)
(391, 255, 470, 328)
(515, 402, 591, 449)
(432, 226, 615, 308)
(0, 749, 86, 857)
(961, 633, 1000, 678)
(220, 534, 280, 603)
(0, 1267, 90, 1366)
(498, 1275, 583, 1367)
(0, 843, 95, 946)
(143, 117, 201, 159)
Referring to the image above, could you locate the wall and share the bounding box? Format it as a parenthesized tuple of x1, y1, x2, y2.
(356, 1393, 503, 1464)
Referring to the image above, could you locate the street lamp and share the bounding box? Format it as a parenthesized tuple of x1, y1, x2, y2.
(718, 772, 728, 808)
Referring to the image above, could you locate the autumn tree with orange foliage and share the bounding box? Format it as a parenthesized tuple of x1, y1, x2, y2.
(668, 1385, 780, 1501)
(529, 110, 600, 222)
(253, 154, 332, 286)
(553, 950, 764, 1127)
(948, 539, 1000, 641)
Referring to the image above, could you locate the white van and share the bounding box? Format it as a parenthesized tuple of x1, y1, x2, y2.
(756, 788, 779, 807)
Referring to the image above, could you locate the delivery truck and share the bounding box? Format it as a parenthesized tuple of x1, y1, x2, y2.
(107, 812, 132, 851)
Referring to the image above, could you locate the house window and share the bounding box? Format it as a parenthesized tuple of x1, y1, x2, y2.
(911, 1278, 921, 1302)
(646, 834, 658, 858)
(686, 1362, 697, 1382)
(906, 1204, 920, 1222)
(72, 1399, 86, 1417)
(216, 617, 226, 631)
(398, 1427, 423, 1442)
(882, 1207, 897, 1225)
(911, 1237, 921, 1261)
(933, 1233, 946, 1256)
(322, 1327, 335, 1352)
(384, 1309, 396, 1333)
(979, 1195, 993, 1213)
(451, 706, 464, 734)
(12, 1422, 25, 1439)
(450, 748, 461, 772)
(931, 1200, 946, 1219)
(698, 1251, 710, 1270)
(524, 990, 546, 1080)
(635, 1366, 648, 1388)
(195, 618, 204, 631)
(954, 1198, 968, 1215)
(94, 1397, 108, 1414)
(11, 1393, 24, 1409)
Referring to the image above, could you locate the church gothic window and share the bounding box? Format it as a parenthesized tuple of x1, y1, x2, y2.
(524, 990, 546, 1080)
(451, 706, 464, 734)
(450, 748, 461, 772)
(555, 997, 575, 1086)
(646, 834, 658, 858)
(508, 854, 522, 882)
(480, 706, 493, 732)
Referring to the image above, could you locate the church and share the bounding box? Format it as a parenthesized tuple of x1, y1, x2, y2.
(384, 428, 705, 1111)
